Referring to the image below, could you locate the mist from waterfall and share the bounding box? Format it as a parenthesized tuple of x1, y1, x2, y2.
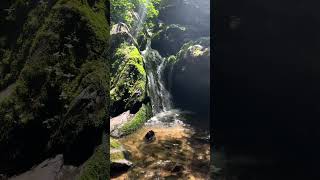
(132, 0, 149, 39)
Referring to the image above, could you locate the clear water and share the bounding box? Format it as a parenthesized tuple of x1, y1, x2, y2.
(113, 125, 210, 180)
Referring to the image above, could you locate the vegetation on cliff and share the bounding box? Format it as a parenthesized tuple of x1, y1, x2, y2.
(110, 43, 147, 116)
(0, 0, 109, 176)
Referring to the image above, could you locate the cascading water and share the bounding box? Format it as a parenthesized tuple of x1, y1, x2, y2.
(141, 40, 184, 125)
(142, 40, 172, 113)
(132, 0, 185, 125)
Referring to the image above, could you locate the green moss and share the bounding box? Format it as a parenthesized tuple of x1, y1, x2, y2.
(110, 43, 147, 115)
(77, 141, 109, 180)
(110, 151, 125, 162)
(167, 55, 177, 63)
(175, 37, 210, 63)
(0, 0, 110, 172)
(57, 0, 109, 41)
(110, 137, 121, 149)
(119, 103, 151, 136)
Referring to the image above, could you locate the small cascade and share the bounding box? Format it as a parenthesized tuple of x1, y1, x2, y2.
(141, 40, 185, 125)
(142, 40, 173, 114)
(131, 0, 182, 125)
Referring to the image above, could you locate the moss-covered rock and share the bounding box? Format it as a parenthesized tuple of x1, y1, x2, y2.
(168, 37, 210, 122)
(119, 103, 152, 136)
(151, 24, 188, 57)
(77, 136, 109, 180)
(0, 0, 109, 175)
(110, 43, 147, 116)
(110, 137, 133, 176)
(110, 103, 152, 137)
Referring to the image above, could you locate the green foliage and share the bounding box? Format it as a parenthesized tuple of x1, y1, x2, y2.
(110, 43, 146, 114)
(110, 137, 121, 149)
(110, 0, 135, 25)
(167, 55, 177, 63)
(119, 103, 151, 136)
(0, 0, 51, 90)
(110, 151, 125, 161)
(0, 0, 110, 173)
(175, 37, 210, 61)
(110, 0, 160, 28)
(57, 0, 109, 41)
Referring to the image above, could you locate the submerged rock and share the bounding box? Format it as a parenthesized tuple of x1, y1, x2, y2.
(144, 130, 156, 143)
(171, 164, 184, 173)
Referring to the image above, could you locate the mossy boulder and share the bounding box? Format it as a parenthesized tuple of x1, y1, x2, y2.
(119, 103, 152, 136)
(111, 103, 152, 137)
(110, 43, 148, 116)
(151, 24, 188, 57)
(110, 137, 133, 176)
(0, 0, 109, 175)
(77, 137, 109, 180)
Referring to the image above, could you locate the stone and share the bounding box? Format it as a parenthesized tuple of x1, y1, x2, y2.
(144, 130, 156, 143)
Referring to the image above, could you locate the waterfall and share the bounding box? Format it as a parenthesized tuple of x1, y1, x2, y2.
(142, 40, 173, 114)
(134, 1, 184, 125)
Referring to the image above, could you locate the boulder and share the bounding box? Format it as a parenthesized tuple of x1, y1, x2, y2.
(168, 38, 210, 128)
(151, 24, 188, 56)
(110, 111, 133, 132)
(110, 44, 147, 116)
(110, 138, 133, 176)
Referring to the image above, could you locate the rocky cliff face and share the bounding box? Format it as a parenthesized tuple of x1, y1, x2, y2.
(0, 0, 109, 178)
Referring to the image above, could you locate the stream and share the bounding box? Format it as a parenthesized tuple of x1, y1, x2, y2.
(117, 121, 210, 179)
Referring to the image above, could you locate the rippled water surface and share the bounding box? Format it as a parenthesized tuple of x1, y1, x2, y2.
(112, 123, 210, 180)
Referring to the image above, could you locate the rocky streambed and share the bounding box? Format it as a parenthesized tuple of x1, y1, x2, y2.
(111, 120, 210, 180)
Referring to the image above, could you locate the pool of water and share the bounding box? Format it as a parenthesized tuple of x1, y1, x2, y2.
(112, 124, 210, 180)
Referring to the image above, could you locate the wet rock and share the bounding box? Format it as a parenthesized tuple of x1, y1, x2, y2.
(171, 164, 184, 173)
(110, 138, 133, 176)
(151, 24, 188, 56)
(111, 160, 133, 170)
(144, 130, 156, 143)
(110, 111, 134, 137)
